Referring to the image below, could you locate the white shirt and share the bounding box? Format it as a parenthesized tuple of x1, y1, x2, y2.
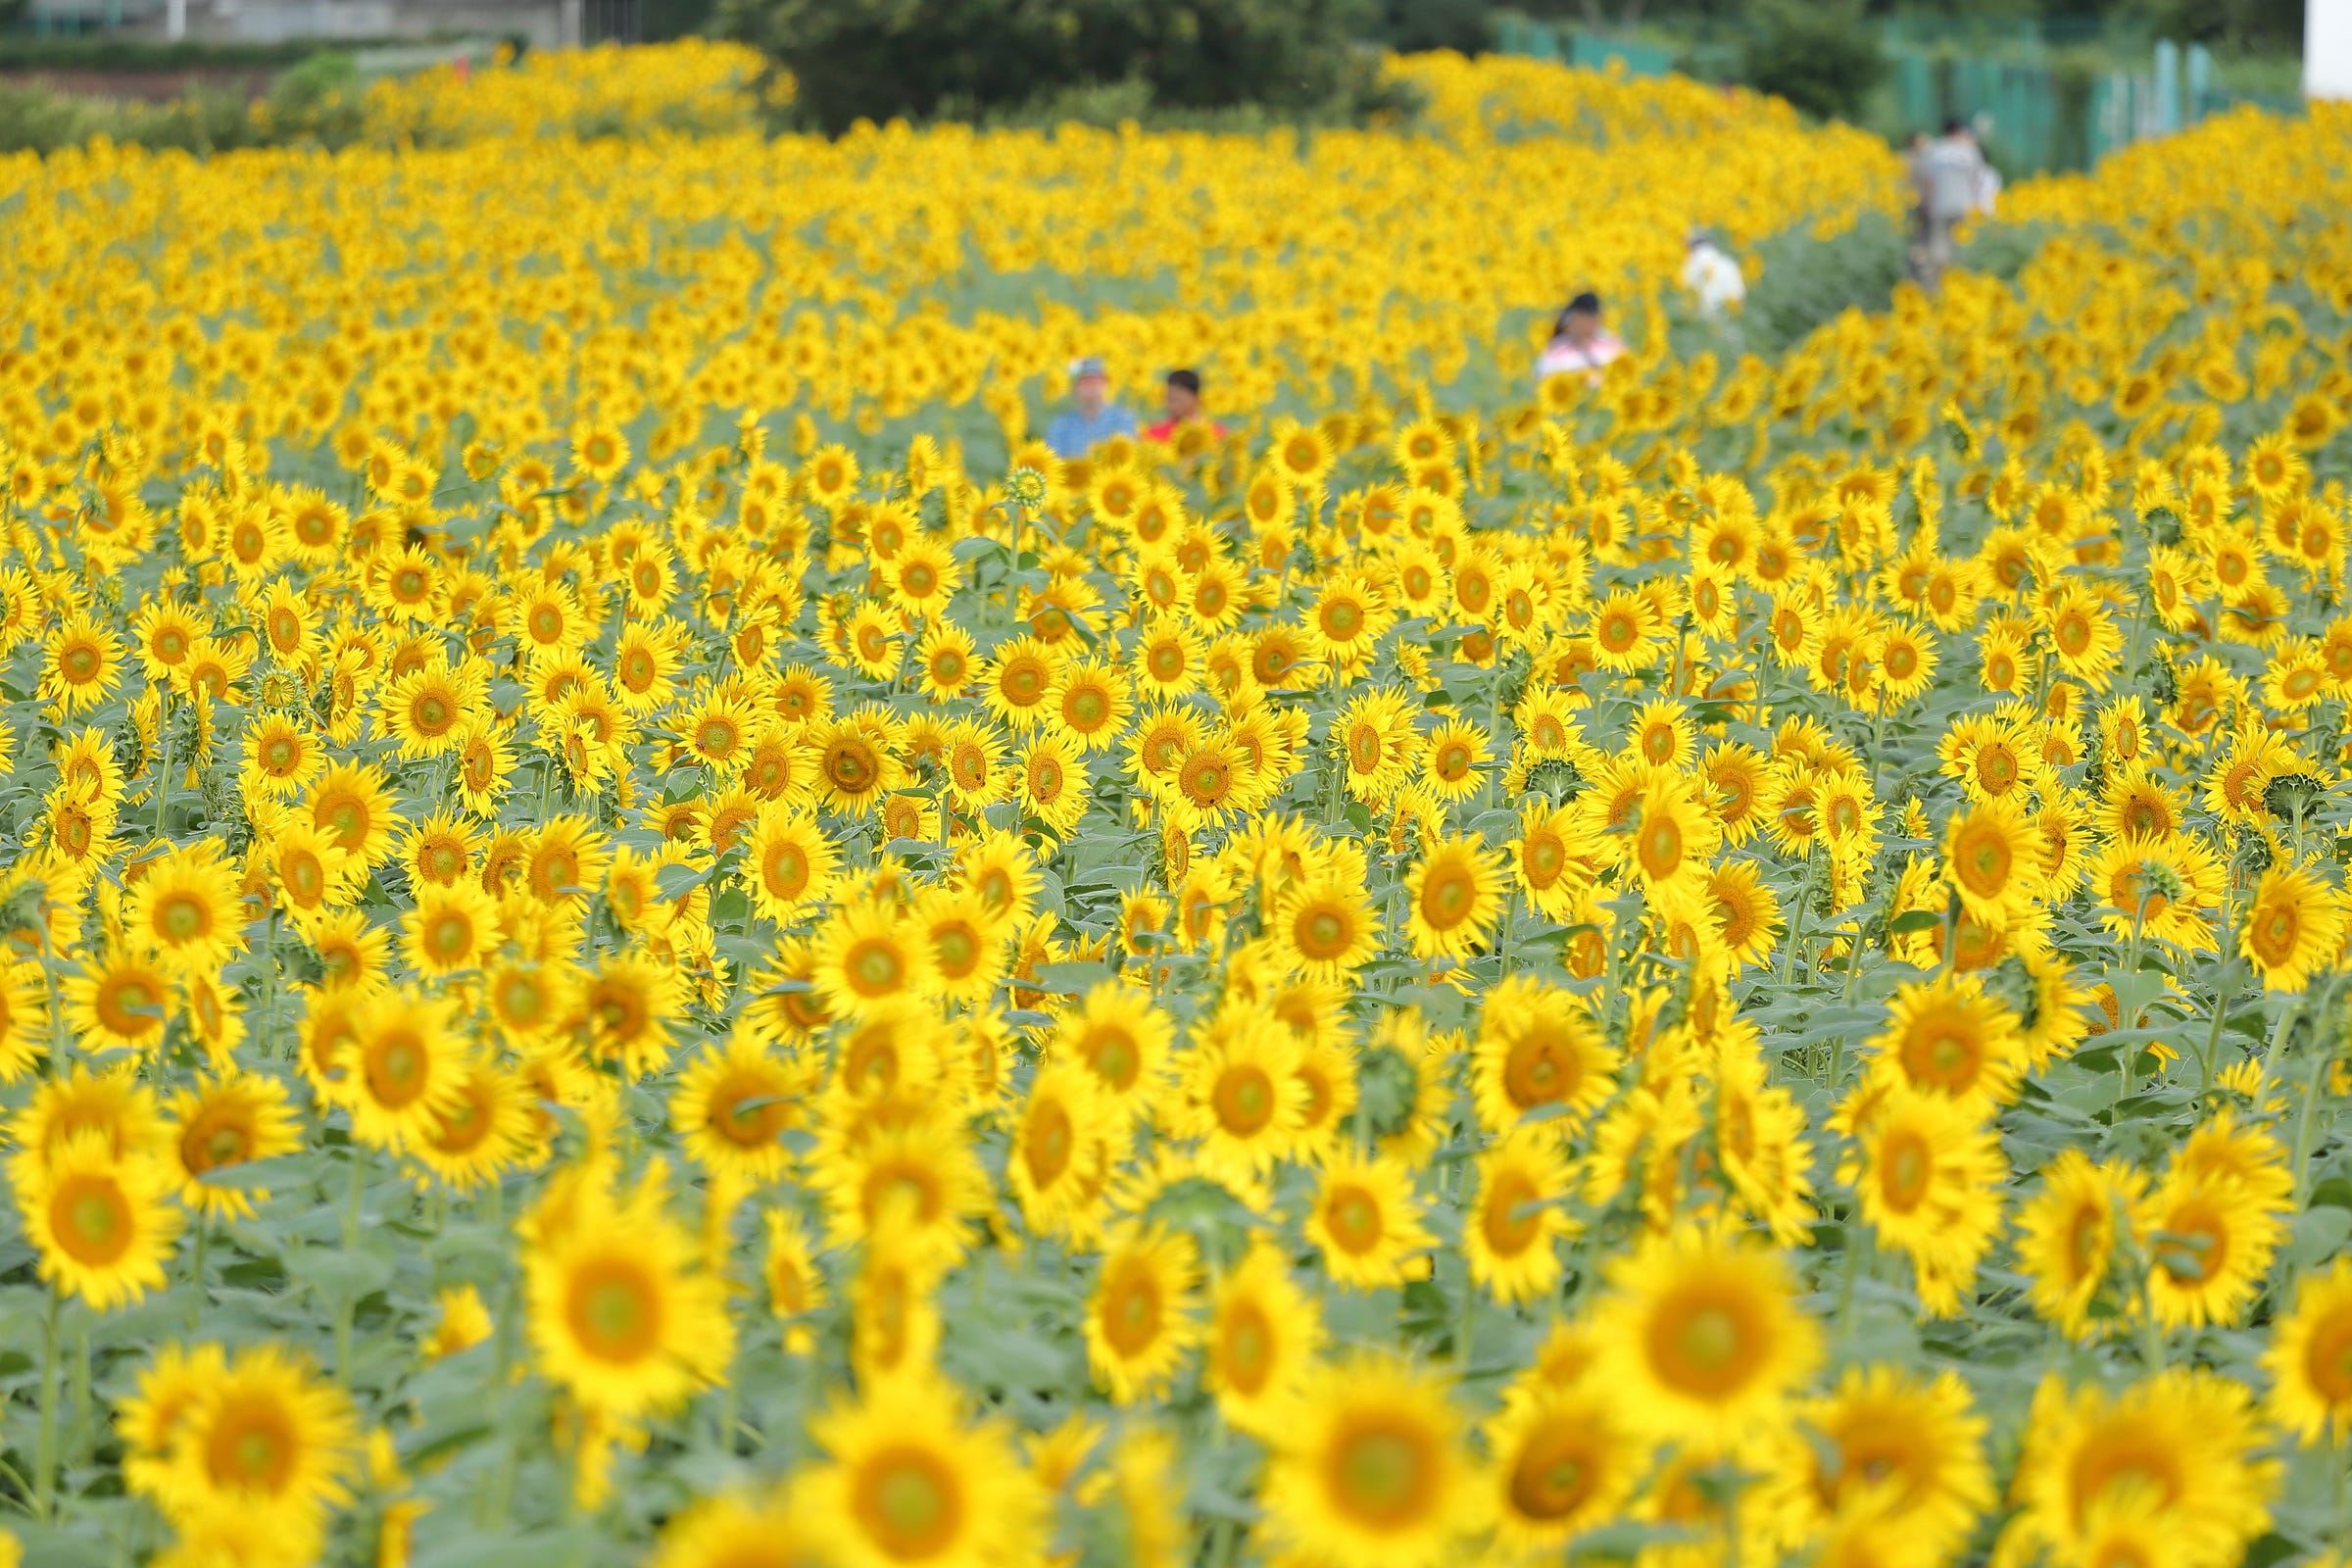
(1681, 242, 1746, 317)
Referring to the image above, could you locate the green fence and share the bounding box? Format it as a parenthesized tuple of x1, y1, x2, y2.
(1493, 17, 1675, 79)
(1494, 18, 2300, 173)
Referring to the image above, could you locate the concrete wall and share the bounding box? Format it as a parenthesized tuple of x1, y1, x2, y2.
(2313, 0, 2352, 99)
(103, 0, 575, 47)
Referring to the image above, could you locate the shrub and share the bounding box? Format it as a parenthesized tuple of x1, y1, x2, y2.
(713, 0, 1386, 134)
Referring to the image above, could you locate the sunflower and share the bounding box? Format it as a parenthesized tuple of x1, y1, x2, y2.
(167, 1072, 301, 1221)
(1758, 1365, 1992, 1562)
(381, 659, 480, 759)
(2006, 1370, 2277, 1568)
(581, 953, 684, 1078)
(136, 1344, 358, 1554)
(1006, 1060, 1113, 1240)
(2238, 863, 2346, 991)
(812, 710, 906, 814)
(2084, 832, 2226, 952)
(523, 814, 614, 908)
(1483, 1382, 1640, 1554)
(1591, 1225, 1822, 1446)
(1838, 1086, 2006, 1314)
(762, 1207, 828, 1356)
(812, 898, 936, 1021)
(1056, 980, 1175, 1120)
(1472, 974, 1616, 1140)
(1261, 1352, 1477, 1568)
(1938, 794, 2036, 930)
(241, 711, 322, 800)
(411, 1057, 532, 1192)
(16, 1131, 182, 1310)
(2139, 1168, 2285, 1332)
(308, 760, 399, 867)
(64, 946, 174, 1055)
(127, 842, 246, 976)
(1045, 660, 1131, 755)
(742, 807, 839, 923)
(813, 1115, 992, 1269)
(39, 612, 123, 713)
(1083, 1224, 1200, 1404)
(400, 878, 499, 977)
(348, 990, 466, 1152)
(524, 1166, 732, 1418)
(2262, 1256, 2352, 1442)
(1402, 836, 1504, 962)
(670, 1028, 808, 1186)
(798, 1372, 1044, 1568)
(1177, 1013, 1308, 1181)
(1864, 972, 2027, 1108)
(1305, 1151, 1436, 1291)
(1332, 686, 1420, 803)
(1013, 731, 1091, 839)
(0, 958, 45, 1082)
(649, 1491, 823, 1568)
(2012, 1150, 2145, 1340)
(1463, 1130, 1574, 1304)
(1271, 872, 1382, 978)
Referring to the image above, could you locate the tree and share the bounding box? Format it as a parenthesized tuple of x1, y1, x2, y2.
(1740, 0, 1886, 122)
(714, 0, 1383, 134)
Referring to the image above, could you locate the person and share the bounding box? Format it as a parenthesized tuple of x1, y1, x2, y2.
(1912, 120, 1987, 295)
(1144, 368, 1226, 443)
(1680, 228, 1746, 318)
(1535, 292, 1625, 387)
(1045, 355, 1137, 459)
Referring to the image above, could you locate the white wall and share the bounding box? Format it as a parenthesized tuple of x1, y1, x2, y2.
(2310, 0, 2352, 99)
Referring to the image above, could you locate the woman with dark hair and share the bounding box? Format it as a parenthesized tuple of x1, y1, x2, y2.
(1535, 292, 1625, 387)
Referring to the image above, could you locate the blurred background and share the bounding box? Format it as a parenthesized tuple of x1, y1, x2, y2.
(0, 0, 2311, 172)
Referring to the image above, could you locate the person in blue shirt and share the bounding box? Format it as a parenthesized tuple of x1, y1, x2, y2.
(1044, 356, 1137, 459)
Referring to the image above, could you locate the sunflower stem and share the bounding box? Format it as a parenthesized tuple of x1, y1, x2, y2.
(2292, 1038, 2333, 1207)
(32, 1288, 57, 1522)
(187, 1215, 208, 1329)
(69, 1322, 89, 1471)
(153, 688, 172, 835)
(336, 1148, 366, 1391)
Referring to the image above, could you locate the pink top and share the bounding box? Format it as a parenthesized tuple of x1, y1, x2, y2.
(1536, 332, 1625, 385)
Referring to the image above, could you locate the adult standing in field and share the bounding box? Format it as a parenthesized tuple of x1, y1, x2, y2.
(1913, 120, 1987, 295)
(1045, 355, 1138, 459)
(1681, 228, 1746, 319)
(1535, 292, 1626, 388)
(1145, 368, 1227, 444)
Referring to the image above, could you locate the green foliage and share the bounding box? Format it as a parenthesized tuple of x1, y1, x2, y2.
(1739, 0, 1886, 123)
(713, 0, 1393, 134)
(0, 51, 374, 156)
(1737, 210, 1908, 355)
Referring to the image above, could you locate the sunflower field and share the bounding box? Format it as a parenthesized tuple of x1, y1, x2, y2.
(7, 33, 2352, 1568)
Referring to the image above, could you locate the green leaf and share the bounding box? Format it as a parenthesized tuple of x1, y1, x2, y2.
(2289, 1205, 2352, 1268)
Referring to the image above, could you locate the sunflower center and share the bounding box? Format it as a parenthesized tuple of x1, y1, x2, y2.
(1214, 1064, 1276, 1135)
(1326, 1186, 1385, 1254)
(1329, 1421, 1435, 1528)
(158, 894, 208, 944)
(1102, 1271, 1162, 1355)
(1482, 1170, 1543, 1254)
(858, 1449, 960, 1557)
(847, 938, 905, 997)
(1510, 1423, 1597, 1520)
(51, 1175, 131, 1264)
(567, 1260, 662, 1362)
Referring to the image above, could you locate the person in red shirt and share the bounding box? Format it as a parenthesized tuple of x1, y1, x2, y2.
(1144, 368, 1226, 443)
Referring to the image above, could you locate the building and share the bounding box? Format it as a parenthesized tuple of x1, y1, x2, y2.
(27, 0, 655, 46)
